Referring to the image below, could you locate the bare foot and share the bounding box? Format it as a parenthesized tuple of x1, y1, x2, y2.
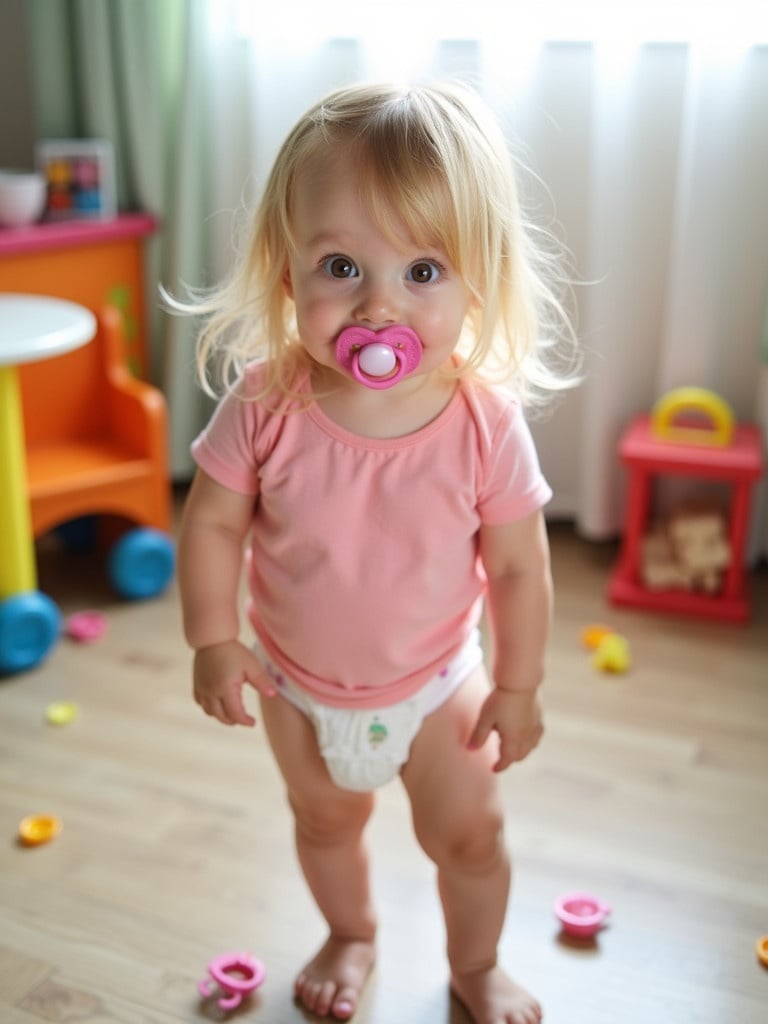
(451, 964, 542, 1024)
(294, 934, 375, 1019)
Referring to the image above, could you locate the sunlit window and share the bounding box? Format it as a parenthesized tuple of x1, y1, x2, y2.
(233, 1, 767, 46)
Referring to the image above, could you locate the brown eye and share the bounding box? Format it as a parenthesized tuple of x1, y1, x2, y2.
(324, 255, 358, 278)
(407, 260, 440, 284)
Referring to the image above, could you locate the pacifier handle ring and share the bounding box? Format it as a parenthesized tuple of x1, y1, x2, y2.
(350, 345, 407, 389)
(219, 991, 244, 1011)
(199, 952, 266, 1008)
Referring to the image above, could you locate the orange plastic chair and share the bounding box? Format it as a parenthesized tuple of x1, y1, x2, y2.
(20, 304, 171, 538)
(0, 305, 174, 674)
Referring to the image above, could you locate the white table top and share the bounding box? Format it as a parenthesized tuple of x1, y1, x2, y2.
(0, 293, 97, 366)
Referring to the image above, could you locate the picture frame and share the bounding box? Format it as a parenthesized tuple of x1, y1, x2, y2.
(35, 139, 117, 221)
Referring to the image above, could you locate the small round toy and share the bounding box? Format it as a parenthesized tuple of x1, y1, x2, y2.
(19, 814, 62, 846)
(65, 610, 108, 642)
(46, 700, 79, 725)
(199, 951, 265, 1011)
(335, 324, 423, 389)
(554, 891, 611, 938)
(592, 633, 630, 674)
(756, 935, 768, 968)
(580, 623, 613, 651)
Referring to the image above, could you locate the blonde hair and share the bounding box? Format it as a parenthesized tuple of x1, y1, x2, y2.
(177, 80, 578, 405)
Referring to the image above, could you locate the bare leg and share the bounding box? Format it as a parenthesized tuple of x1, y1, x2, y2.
(401, 667, 542, 1024)
(260, 693, 376, 1019)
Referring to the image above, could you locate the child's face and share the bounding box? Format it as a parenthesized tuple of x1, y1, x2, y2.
(284, 147, 472, 387)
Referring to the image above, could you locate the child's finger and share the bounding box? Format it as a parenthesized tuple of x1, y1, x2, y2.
(219, 688, 256, 727)
(493, 742, 517, 772)
(243, 653, 277, 698)
(495, 726, 542, 771)
(247, 673, 277, 699)
(466, 714, 493, 753)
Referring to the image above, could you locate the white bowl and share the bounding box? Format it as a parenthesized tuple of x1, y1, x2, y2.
(0, 171, 47, 228)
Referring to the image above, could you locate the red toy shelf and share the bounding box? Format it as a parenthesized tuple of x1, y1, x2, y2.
(608, 413, 764, 622)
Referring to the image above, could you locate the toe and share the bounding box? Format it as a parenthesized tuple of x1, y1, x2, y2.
(297, 977, 322, 1014)
(315, 979, 338, 1017)
(332, 986, 357, 1020)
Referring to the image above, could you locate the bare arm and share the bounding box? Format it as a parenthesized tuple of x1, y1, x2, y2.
(177, 470, 274, 726)
(468, 509, 552, 770)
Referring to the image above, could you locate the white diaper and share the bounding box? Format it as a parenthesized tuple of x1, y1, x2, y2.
(256, 632, 483, 791)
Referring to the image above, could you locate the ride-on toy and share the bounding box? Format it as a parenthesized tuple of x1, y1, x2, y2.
(0, 300, 174, 674)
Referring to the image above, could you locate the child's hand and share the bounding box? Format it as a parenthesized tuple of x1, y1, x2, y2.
(192, 640, 276, 727)
(467, 688, 543, 772)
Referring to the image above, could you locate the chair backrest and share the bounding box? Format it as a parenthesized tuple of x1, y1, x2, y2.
(19, 307, 124, 447)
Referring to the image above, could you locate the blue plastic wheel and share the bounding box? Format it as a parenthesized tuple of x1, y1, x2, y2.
(107, 528, 175, 600)
(0, 591, 62, 675)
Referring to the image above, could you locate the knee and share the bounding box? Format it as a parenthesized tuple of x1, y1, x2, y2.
(290, 790, 374, 846)
(415, 803, 507, 875)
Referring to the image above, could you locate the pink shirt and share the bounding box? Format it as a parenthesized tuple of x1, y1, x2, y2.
(192, 363, 551, 708)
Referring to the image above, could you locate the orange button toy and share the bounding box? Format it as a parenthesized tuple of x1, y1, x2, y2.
(19, 814, 62, 846)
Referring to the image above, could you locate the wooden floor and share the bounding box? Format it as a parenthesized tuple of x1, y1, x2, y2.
(1, 519, 766, 1023)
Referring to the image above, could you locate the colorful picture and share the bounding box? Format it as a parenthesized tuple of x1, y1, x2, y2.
(36, 139, 116, 221)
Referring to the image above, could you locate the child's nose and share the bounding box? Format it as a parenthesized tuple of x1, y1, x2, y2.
(353, 280, 399, 326)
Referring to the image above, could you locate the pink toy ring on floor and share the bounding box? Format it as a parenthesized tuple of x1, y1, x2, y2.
(554, 891, 612, 938)
(199, 951, 265, 1010)
(335, 325, 422, 389)
(65, 610, 108, 642)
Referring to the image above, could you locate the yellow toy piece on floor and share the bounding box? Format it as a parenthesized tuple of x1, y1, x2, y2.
(45, 700, 79, 725)
(592, 633, 631, 674)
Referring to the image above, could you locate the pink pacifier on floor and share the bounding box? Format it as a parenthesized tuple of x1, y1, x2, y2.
(199, 951, 265, 1010)
(335, 325, 423, 389)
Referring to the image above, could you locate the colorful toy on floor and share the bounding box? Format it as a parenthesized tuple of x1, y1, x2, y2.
(580, 624, 631, 674)
(199, 952, 266, 1011)
(18, 814, 62, 846)
(554, 891, 611, 938)
(580, 623, 613, 650)
(45, 700, 79, 725)
(65, 610, 108, 642)
(592, 632, 631, 674)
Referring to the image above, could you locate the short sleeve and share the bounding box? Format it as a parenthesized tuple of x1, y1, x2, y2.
(476, 398, 552, 525)
(190, 364, 270, 494)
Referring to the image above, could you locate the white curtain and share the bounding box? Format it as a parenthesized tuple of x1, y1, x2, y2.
(166, 1, 768, 555)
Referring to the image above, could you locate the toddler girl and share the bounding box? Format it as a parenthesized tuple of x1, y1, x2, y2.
(176, 81, 577, 1024)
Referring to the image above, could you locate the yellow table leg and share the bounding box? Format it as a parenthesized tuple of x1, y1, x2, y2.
(0, 364, 37, 598)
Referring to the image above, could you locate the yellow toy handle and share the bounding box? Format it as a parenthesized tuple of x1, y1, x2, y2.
(651, 387, 734, 446)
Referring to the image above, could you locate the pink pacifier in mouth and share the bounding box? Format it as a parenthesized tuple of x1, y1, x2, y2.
(335, 325, 423, 390)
